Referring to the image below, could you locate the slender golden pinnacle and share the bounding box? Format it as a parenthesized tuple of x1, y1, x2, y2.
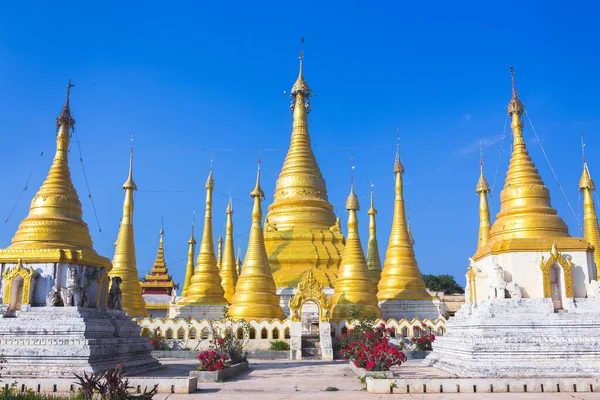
(181, 170, 227, 305)
(229, 161, 284, 320)
(220, 197, 239, 303)
(181, 214, 196, 298)
(110, 149, 148, 317)
(236, 246, 242, 276)
(476, 162, 491, 250)
(366, 189, 382, 289)
(377, 149, 432, 301)
(580, 162, 600, 279)
(331, 184, 381, 321)
(217, 235, 223, 270)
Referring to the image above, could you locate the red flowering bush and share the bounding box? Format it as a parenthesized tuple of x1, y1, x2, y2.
(147, 328, 169, 351)
(197, 350, 230, 371)
(410, 324, 435, 351)
(339, 322, 406, 371)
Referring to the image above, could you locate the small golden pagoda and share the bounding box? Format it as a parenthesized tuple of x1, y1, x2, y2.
(331, 184, 381, 321)
(476, 162, 491, 250)
(229, 162, 284, 320)
(580, 162, 600, 279)
(474, 67, 589, 259)
(264, 50, 344, 289)
(236, 246, 242, 276)
(366, 189, 382, 289)
(140, 226, 176, 316)
(377, 150, 432, 301)
(0, 81, 110, 269)
(110, 149, 148, 317)
(220, 198, 239, 303)
(178, 171, 227, 306)
(181, 216, 196, 298)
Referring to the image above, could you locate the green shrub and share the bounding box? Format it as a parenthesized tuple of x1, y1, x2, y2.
(324, 386, 339, 391)
(269, 340, 290, 351)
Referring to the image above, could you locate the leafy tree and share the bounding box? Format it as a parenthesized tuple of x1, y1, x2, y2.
(422, 274, 464, 294)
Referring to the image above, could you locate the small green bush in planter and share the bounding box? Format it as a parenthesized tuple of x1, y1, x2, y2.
(269, 340, 290, 351)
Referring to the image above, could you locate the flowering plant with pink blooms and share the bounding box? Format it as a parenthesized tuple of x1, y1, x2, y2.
(197, 350, 230, 371)
(410, 324, 435, 351)
(339, 322, 407, 371)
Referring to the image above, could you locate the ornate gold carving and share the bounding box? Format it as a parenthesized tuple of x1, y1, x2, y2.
(289, 270, 332, 322)
(540, 244, 574, 298)
(466, 264, 477, 303)
(2, 259, 36, 306)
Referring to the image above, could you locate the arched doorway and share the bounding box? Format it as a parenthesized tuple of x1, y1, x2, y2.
(550, 264, 562, 311)
(2, 260, 36, 314)
(300, 300, 320, 335)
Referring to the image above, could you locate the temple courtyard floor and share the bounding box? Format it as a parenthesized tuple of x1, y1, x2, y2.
(150, 359, 600, 399)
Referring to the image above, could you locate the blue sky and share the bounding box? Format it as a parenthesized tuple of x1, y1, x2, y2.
(0, 1, 599, 289)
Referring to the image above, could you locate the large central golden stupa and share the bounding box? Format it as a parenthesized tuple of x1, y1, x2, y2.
(264, 52, 344, 289)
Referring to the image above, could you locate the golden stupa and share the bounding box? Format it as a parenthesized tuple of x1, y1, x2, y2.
(109, 149, 148, 317)
(366, 190, 382, 289)
(217, 235, 223, 270)
(229, 162, 284, 320)
(476, 162, 491, 250)
(264, 50, 344, 289)
(331, 184, 381, 321)
(220, 198, 239, 303)
(179, 171, 227, 305)
(181, 216, 196, 298)
(0, 81, 111, 269)
(474, 67, 590, 259)
(377, 150, 432, 301)
(580, 162, 600, 279)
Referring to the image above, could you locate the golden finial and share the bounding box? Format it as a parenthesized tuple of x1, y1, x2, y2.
(366, 182, 382, 289)
(368, 183, 377, 216)
(394, 137, 404, 174)
(123, 134, 137, 190)
(159, 218, 164, 248)
(291, 38, 311, 98)
(579, 133, 595, 191)
(579, 140, 600, 279)
(476, 142, 490, 194)
(56, 78, 75, 128)
(226, 193, 233, 214)
(250, 158, 264, 199)
(507, 66, 524, 116)
(346, 161, 359, 211)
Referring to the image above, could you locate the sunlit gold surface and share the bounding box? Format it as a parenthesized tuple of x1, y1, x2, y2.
(377, 151, 432, 301)
(366, 191, 382, 289)
(331, 186, 381, 321)
(181, 218, 196, 298)
(140, 226, 174, 290)
(475, 68, 589, 259)
(264, 52, 344, 289)
(220, 199, 239, 303)
(110, 151, 148, 317)
(476, 165, 491, 249)
(229, 163, 284, 320)
(580, 163, 600, 279)
(0, 83, 111, 269)
(179, 171, 227, 305)
(217, 236, 223, 270)
(236, 246, 242, 276)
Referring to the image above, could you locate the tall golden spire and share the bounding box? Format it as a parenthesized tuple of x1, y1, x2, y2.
(476, 67, 582, 258)
(580, 160, 600, 279)
(3, 80, 109, 268)
(331, 183, 381, 321)
(110, 147, 148, 317)
(181, 214, 196, 298)
(181, 170, 227, 305)
(220, 198, 239, 303)
(229, 161, 284, 320)
(366, 188, 382, 289)
(217, 236, 223, 270)
(377, 148, 432, 301)
(476, 154, 491, 249)
(264, 45, 344, 288)
(236, 246, 242, 276)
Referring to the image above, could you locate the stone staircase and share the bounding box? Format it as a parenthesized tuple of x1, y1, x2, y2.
(301, 335, 321, 359)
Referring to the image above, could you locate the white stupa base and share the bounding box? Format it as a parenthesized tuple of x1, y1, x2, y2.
(379, 299, 442, 321)
(169, 304, 225, 320)
(426, 298, 600, 378)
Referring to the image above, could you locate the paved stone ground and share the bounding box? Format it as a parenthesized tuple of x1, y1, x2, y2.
(151, 359, 600, 399)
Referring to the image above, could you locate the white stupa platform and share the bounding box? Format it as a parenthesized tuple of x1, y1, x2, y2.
(426, 298, 600, 378)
